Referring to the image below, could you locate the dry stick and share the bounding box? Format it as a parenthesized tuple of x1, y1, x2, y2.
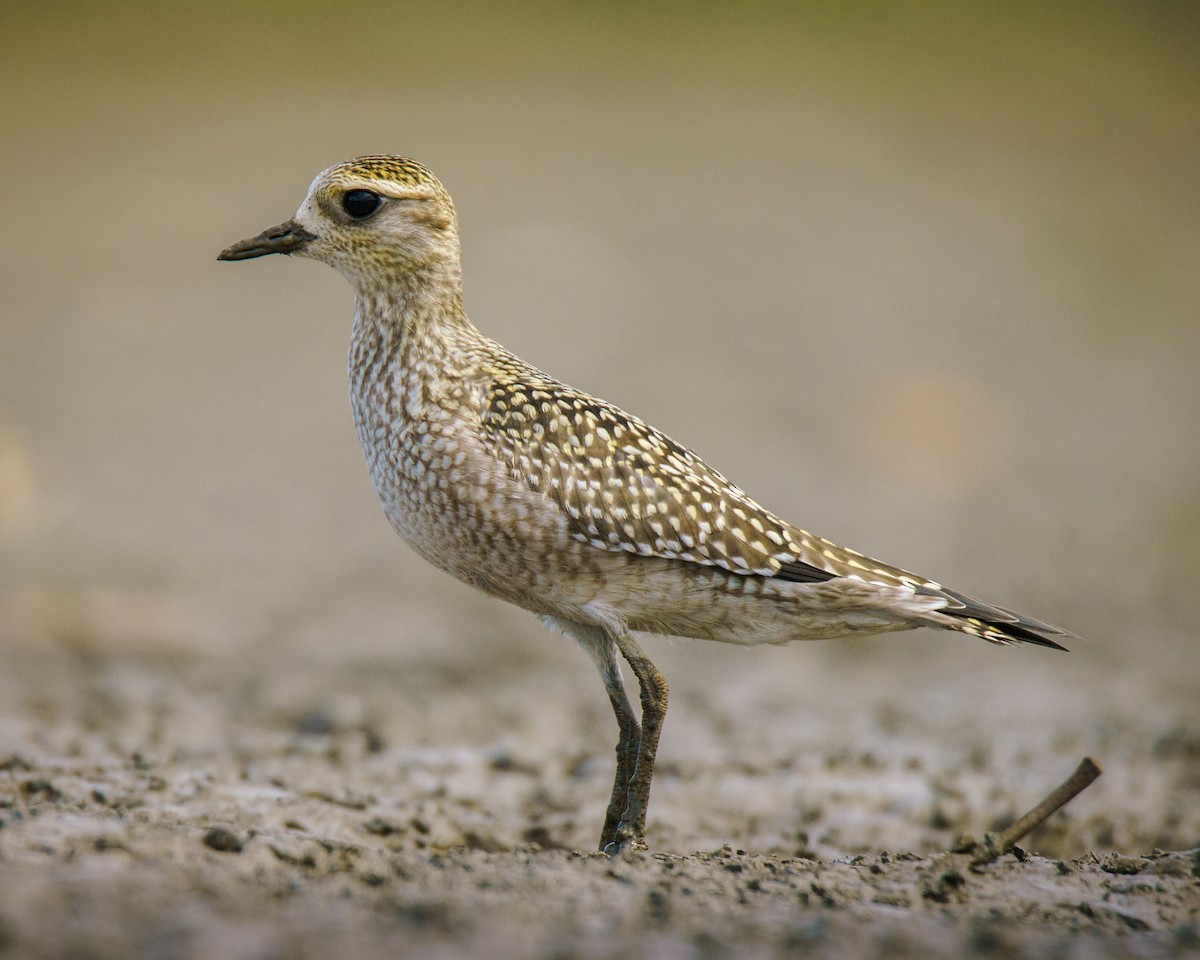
(968, 757, 1102, 867)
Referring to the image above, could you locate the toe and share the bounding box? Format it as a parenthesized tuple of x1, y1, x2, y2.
(602, 823, 648, 857)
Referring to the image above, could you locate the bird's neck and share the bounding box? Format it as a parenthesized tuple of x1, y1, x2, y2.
(349, 264, 481, 419)
(352, 260, 476, 349)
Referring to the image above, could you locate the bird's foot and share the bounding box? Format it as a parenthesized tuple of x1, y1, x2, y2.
(601, 822, 647, 857)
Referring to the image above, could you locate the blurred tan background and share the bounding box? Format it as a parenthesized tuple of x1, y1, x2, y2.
(1, 1, 1197, 830)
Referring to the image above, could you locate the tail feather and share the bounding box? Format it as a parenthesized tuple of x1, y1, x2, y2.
(916, 585, 1076, 651)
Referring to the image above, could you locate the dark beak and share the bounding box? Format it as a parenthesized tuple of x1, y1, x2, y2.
(217, 220, 316, 261)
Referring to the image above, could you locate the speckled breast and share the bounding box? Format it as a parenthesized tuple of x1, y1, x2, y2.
(349, 358, 590, 611)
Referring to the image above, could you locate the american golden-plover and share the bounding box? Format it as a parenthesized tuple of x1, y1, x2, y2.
(219, 156, 1076, 855)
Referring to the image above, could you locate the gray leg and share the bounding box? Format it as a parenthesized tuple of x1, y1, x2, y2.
(607, 631, 668, 855)
(540, 617, 642, 851)
(595, 647, 642, 850)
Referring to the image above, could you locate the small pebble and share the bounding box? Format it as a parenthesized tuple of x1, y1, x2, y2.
(202, 827, 244, 853)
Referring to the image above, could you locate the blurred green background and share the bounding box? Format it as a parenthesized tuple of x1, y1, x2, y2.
(1, 1, 1197, 680)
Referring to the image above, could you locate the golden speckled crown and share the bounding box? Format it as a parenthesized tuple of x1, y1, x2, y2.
(322, 155, 450, 198)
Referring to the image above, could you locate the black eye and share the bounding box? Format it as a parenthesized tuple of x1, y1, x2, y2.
(342, 189, 382, 219)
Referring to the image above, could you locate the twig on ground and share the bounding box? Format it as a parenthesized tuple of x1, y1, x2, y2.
(966, 757, 1102, 867)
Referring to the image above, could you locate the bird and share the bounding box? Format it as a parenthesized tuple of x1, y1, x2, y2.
(219, 155, 1077, 856)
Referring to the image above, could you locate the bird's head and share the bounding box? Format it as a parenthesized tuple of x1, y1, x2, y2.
(218, 156, 460, 291)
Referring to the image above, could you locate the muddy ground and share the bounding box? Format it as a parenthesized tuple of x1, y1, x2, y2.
(1, 609, 1197, 959)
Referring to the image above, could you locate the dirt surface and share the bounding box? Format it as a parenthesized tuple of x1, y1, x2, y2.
(1, 622, 1198, 959)
(2, 3, 1199, 958)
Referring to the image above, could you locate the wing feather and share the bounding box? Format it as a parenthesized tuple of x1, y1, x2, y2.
(477, 357, 1074, 650)
(479, 362, 917, 587)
